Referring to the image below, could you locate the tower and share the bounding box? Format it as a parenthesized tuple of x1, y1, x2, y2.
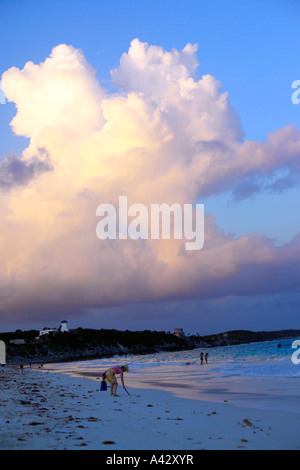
(60, 320, 69, 333)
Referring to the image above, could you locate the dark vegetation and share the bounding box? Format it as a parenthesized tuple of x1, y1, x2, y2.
(1, 327, 300, 365)
(201, 329, 300, 345)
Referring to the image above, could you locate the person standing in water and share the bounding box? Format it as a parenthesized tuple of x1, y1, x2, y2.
(102, 365, 129, 397)
(200, 352, 204, 365)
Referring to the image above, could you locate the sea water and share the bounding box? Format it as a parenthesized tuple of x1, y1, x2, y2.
(45, 337, 300, 413)
(49, 337, 300, 381)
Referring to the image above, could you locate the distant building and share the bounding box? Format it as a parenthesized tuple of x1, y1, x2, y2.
(174, 328, 185, 339)
(39, 327, 57, 337)
(9, 339, 26, 345)
(39, 320, 69, 337)
(59, 320, 69, 333)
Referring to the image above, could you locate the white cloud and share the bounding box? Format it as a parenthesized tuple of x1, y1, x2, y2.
(0, 39, 300, 321)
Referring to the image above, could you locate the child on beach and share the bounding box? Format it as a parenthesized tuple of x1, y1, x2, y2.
(102, 365, 129, 397)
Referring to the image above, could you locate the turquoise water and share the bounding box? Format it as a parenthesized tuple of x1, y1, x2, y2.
(51, 337, 300, 380)
(123, 338, 300, 378)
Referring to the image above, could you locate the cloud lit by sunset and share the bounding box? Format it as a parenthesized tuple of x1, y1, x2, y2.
(1, 37, 300, 329)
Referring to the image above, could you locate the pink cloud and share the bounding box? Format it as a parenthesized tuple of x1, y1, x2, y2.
(0, 40, 299, 322)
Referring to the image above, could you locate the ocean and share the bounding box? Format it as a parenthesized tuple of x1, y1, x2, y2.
(49, 337, 300, 381)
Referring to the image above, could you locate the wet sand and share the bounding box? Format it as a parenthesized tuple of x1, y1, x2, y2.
(1, 364, 300, 450)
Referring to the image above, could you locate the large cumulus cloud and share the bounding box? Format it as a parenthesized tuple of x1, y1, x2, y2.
(1, 39, 300, 322)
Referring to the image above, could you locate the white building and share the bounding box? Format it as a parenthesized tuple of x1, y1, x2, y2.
(10, 339, 25, 345)
(39, 320, 69, 337)
(59, 320, 69, 333)
(39, 327, 57, 336)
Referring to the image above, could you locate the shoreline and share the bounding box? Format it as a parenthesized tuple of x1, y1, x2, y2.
(1, 363, 300, 450)
(48, 362, 300, 414)
(3, 328, 300, 366)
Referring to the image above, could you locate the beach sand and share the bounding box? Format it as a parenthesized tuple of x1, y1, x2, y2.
(1, 364, 300, 450)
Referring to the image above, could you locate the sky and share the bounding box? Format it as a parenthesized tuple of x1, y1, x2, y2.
(0, 0, 299, 334)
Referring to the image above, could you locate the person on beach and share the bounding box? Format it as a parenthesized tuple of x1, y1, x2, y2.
(19, 360, 24, 372)
(102, 365, 129, 396)
(200, 352, 204, 365)
(205, 353, 208, 364)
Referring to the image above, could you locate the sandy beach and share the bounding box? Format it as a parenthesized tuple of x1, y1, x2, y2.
(1, 362, 300, 451)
